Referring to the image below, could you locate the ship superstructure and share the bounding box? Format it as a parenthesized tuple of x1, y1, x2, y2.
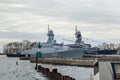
(67, 26, 91, 49)
(29, 26, 87, 58)
(75, 26, 82, 44)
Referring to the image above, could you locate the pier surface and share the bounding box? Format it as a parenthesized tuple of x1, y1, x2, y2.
(30, 56, 120, 67)
(30, 58, 95, 67)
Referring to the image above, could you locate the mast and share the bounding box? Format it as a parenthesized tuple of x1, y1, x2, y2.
(75, 25, 77, 35)
(75, 26, 82, 44)
(75, 25, 78, 38)
(48, 25, 50, 32)
(47, 25, 55, 44)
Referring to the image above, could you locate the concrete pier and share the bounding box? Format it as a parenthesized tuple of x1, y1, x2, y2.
(30, 58, 95, 67)
(30, 56, 120, 67)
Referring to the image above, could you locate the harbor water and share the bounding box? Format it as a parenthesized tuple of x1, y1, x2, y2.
(0, 55, 93, 80)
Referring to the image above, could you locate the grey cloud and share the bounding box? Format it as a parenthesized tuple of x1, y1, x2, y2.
(0, 32, 47, 41)
(23, 0, 120, 25)
(1, 0, 120, 25)
(0, 0, 120, 52)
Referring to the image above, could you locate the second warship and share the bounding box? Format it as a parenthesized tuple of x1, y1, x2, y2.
(29, 26, 91, 58)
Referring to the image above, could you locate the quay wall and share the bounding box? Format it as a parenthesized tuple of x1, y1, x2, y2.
(30, 58, 95, 67)
(30, 56, 120, 67)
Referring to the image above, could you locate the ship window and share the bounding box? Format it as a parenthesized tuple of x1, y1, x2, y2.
(111, 63, 120, 79)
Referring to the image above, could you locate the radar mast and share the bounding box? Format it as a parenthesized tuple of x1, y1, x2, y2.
(47, 25, 55, 44)
(75, 26, 82, 44)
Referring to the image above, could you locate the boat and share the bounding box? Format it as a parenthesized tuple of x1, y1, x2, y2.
(29, 26, 90, 58)
(84, 48, 118, 58)
(6, 49, 30, 57)
(93, 61, 120, 80)
(6, 52, 30, 57)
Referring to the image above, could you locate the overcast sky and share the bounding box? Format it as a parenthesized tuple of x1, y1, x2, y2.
(0, 0, 120, 52)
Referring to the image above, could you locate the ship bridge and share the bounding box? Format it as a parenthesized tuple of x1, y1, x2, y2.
(47, 26, 56, 44)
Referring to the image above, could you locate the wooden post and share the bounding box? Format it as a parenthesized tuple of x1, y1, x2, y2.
(35, 52, 38, 70)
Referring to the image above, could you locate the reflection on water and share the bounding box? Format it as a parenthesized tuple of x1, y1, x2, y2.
(0, 55, 93, 80)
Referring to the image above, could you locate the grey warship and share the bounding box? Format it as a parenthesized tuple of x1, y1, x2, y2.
(29, 26, 91, 58)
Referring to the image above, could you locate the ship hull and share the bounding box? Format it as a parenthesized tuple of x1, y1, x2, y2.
(30, 49, 85, 58)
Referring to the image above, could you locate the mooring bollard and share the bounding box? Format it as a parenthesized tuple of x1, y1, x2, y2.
(16, 61, 18, 65)
(52, 69, 57, 73)
(37, 65, 41, 72)
(57, 73, 62, 80)
(71, 78, 75, 80)
(49, 72, 52, 80)
(45, 68, 49, 76)
(64, 76, 69, 80)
